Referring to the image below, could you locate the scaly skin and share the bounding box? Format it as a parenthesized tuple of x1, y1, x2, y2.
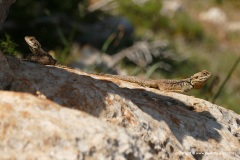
(24, 36, 57, 65)
(95, 70, 212, 92)
(23, 36, 211, 92)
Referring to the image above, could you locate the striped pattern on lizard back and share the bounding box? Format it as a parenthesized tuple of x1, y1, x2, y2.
(95, 70, 212, 93)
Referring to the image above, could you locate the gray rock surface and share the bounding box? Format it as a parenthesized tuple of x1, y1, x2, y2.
(0, 91, 152, 160)
(0, 53, 240, 160)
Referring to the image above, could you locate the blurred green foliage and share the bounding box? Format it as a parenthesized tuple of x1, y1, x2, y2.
(169, 12, 204, 41)
(0, 34, 18, 56)
(118, 0, 204, 41)
(118, 0, 166, 32)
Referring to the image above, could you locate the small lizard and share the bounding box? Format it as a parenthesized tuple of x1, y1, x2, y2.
(24, 36, 57, 65)
(95, 70, 212, 92)
(23, 36, 211, 92)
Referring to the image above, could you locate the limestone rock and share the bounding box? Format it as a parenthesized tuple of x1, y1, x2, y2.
(0, 53, 240, 159)
(161, 0, 183, 17)
(199, 7, 227, 25)
(0, 91, 152, 160)
(226, 21, 240, 32)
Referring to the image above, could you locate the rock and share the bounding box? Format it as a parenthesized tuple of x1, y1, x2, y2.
(0, 0, 16, 29)
(0, 53, 240, 159)
(161, 0, 183, 17)
(199, 7, 227, 25)
(199, 7, 240, 34)
(226, 21, 240, 32)
(0, 91, 152, 160)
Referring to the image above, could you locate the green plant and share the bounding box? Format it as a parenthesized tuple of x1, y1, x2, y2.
(56, 26, 76, 64)
(170, 12, 204, 41)
(118, 0, 166, 32)
(212, 55, 240, 103)
(0, 34, 18, 56)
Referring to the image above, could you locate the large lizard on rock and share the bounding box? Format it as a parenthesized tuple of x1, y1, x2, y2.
(95, 70, 211, 93)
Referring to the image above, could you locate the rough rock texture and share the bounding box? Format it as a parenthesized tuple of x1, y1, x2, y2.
(0, 91, 151, 160)
(1, 53, 240, 160)
(0, 0, 16, 29)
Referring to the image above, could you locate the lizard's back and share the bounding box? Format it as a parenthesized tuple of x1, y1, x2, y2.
(96, 74, 159, 88)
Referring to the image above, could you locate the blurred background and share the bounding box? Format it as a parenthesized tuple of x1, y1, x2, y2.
(0, 0, 239, 113)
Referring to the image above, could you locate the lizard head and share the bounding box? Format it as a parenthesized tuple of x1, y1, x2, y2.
(24, 36, 41, 54)
(190, 70, 212, 89)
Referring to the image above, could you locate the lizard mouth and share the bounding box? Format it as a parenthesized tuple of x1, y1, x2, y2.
(193, 83, 205, 89)
(191, 77, 211, 89)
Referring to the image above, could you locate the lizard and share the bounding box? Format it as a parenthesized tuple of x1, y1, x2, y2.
(94, 70, 212, 92)
(23, 36, 57, 65)
(23, 36, 211, 92)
